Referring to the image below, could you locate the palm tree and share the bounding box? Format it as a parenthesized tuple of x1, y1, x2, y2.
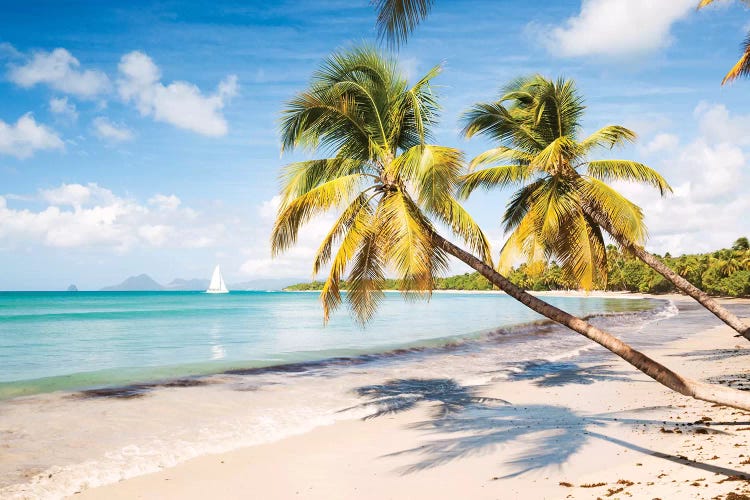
(733, 236, 750, 252)
(373, 0, 433, 48)
(460, 75, 750, 341)
(272, 46, 750, 410)
(698, 0, 750, 83)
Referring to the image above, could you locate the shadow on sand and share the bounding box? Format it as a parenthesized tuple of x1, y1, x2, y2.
(350, 377, 750, 480)
(670, 349, 750, 362)
(494, 360, 635, 387)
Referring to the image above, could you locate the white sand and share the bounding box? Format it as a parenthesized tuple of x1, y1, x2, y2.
(75, 303, 750, 500)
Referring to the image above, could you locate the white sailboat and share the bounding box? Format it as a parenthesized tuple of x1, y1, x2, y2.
(205, 265, 229, 294)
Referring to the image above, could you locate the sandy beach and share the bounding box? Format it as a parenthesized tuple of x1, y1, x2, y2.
(71, 296, 750, 500)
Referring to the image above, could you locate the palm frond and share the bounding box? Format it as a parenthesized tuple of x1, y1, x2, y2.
(579, 125, 636, 153)
(312, 193, 373, 275)
(319, 202, 375, 322)
(346, 220, 386, 324)
(502, 179, 546, 233)
(498, 214, 543, 273)
(723, 34, 750, 84)
(392, 144, 462, 210)
(586, 160, 672, 195)
(467, 146, 534, 171)
(579, 177, 648, 246)
(531, 136, 580, 172)
(279, 158, 370, 205)
(379, 190, 447, 293)
(373, 0, 434, 48)
(458, 165, 532, 199)
(271, 174, 364, 256)
(431, 197, 493, 265)
(550, 211, 607, 290)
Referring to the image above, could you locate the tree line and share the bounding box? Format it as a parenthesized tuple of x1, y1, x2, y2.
(286, 237, 750, 297)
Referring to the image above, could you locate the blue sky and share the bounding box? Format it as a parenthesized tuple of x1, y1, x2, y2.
(1, 0, 750, 290)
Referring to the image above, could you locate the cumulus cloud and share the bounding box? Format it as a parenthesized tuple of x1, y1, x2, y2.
(0, 113, 64, 158)
(92, 116, 134, 143)
(148, 194, 181, 211)
(49, 97, 78, 121)
(536, 0, 695, 58)
(40, 182, 112, 208)
(0, 184, 224, 251)
(643, 133, 679, 154)
(694, 102, 750, 146)
(117, 51, 238, 136)
(8, 47, 110, 98)
(614, 102, 750, 255)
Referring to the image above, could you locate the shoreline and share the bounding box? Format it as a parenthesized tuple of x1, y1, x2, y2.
(0, 292, 664, 402)
(72, 298, 750, 500)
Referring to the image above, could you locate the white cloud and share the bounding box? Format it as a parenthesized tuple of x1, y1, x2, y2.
(694, 102, 750, 146)
(148, 194, 182, 211)
(8, 48, 110, 98)
(49, 96, 78, 121)
(92, 116, 134, 143)
(0, 184, 225, 251)
(643, 133, 679, 154)
(613, 102, 750, 255)
(138, 224, 172, 247)
(0, 113, 64, 158)
(40, 182, 111, 208)
(537, 0, 695, 58)
(117, 51, 238, 136)
(0, 42, 22, 60)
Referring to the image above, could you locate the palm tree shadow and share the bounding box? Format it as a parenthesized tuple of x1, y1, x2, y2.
(349, 377, 750, 480)
(495, 360, 635, 387)
(342, 378, 510, 420)
(670, 349, 750, 361)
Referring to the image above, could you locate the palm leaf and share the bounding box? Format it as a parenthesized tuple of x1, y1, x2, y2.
(458, 165, 532, 198)
(373, 0, 434, 48)
(579, 125, 636, 153)
(586, 160, 672, 195)
(271, 174, 364, 256)
(579, 177, 648, 246)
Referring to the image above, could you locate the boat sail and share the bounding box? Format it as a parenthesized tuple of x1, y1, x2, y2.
(205, 265, 229, 294)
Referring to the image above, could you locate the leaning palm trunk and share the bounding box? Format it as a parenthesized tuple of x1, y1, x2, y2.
(432, 232, 750, 411)
(582, 205, 750, 341)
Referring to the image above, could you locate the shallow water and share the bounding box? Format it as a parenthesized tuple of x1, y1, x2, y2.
(0, 291, 653, 398)
(2, 293, 744, 499)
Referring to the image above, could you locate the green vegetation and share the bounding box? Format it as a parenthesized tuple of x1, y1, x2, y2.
(286, 238, 750, 297)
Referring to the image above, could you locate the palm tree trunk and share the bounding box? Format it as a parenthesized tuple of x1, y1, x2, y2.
(432, 233, 750, 411)
(581, 205, 750, 341)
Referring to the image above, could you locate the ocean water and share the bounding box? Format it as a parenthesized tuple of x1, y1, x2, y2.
(2, 291, 732, 499)
(0, 291, 655, 399)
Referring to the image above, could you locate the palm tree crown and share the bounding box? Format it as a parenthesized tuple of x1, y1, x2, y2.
(460, 75, 671, 290)
(272, 46, 490, 322)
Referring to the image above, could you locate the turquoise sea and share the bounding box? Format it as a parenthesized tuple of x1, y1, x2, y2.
(0, 291, 657, 399)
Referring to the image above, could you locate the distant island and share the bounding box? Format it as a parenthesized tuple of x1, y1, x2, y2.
(285, 239, 750, 298)
(100, 274, 304, 291)
(66, 284, 78, 292)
